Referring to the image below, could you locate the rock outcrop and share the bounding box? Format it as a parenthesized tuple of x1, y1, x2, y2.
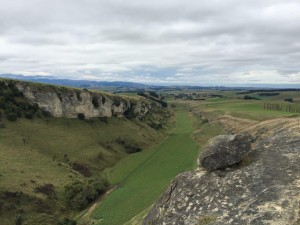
(143, 128, 300, 225)
(14, 81, 153, 118)
(198, 134, 252, 171)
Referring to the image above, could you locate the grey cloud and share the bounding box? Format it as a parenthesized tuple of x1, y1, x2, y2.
(0, 0, 299, 85)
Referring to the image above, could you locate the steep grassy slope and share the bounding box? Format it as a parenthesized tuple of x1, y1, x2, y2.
(0, 80, 172, 225)
(0, 116, 169, 224)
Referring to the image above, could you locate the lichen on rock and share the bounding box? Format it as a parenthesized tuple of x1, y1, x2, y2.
(198, 133, 252, 171)
(143, 129, 300, 225)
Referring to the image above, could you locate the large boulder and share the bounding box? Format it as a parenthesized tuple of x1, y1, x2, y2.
(198, 134, 252, 171)
(143, 129, 300, 225)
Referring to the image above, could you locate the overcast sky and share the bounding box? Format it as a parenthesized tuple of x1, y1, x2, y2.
(1, 0, 300, 85)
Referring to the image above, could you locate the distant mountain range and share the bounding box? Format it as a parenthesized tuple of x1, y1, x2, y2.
(0, 74, 148, 89)
(1, 74, 298, 91)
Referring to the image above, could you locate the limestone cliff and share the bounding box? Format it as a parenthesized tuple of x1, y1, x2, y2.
(144, 125, 300, 225)
(14, 81, 153, 118)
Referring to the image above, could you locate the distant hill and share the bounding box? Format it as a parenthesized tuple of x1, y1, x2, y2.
(0, 74, 148, 89)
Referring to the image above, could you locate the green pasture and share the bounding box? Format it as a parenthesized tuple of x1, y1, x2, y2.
(204, 100, 300, 121)
(90, 108, 200, 225)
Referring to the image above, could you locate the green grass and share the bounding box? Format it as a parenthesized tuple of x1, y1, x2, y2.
(0, 117, 161, 189)
(204, 100, 299, 121)
(0, 116, 164, 225)
(90, 108, 200, 225)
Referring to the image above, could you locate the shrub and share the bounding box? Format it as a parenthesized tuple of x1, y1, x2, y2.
(160, 101, 168, 107)
(244, 95, 261, 100)
(124, 145, 142, 154)
(57, 218, 77, 225)
(64, 178, 109, 210)
(24, 112, 34, 119)
(149, 91, 159, 98)
(116, 138, 142, 154)
(35, 183, 56, 196)
(0, 97, 5, 109)
(72, 162, 91, 177)
(6, 112, 18, 121)
(77, 113, 85, 120)
(99, 116, 108, 123)
(284, 98, 293, 103)
(148, 122, 162, 130)
(15, 214, 23, 225)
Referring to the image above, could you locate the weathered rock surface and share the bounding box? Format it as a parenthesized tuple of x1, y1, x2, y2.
(15, 81, 153, 118)
(143, 129, 300, 225)
(198, 134, 252, 171)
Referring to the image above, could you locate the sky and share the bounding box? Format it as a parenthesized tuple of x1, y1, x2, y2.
(1, 0, 300, 86)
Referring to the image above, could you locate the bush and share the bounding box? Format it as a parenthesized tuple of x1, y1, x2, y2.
(6, 112, 18, 121)
(116, 138, 142, 154)
(57, 218, 77, 225)
(284, 98, 293, 103)
(124, 145, 142, 154)
(35, 183, 56, 196)
(72, 162, 91, 177)
(77, 113, 85, 120)
(24, 112, 34, 119)
(244, 95, 261, 100)
(64, 178, 109, 210)
(148, 122, 162, 130)
(160, 101, 168, 107)
(15, 214, 23, 225)
(149, 91, 159, 98)
(99, 116, 108, 123)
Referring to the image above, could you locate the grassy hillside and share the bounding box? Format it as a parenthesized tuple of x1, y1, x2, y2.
(0, 80, 172, 225)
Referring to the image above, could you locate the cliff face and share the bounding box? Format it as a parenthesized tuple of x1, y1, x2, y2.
(144, 127, 300, 225)
(15, 81, 151, 118)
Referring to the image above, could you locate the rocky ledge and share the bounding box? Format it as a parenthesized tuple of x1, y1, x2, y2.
(143, 128, 300, 225)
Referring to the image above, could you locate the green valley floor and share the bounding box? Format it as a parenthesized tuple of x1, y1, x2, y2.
(79, 108, 200, 225)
